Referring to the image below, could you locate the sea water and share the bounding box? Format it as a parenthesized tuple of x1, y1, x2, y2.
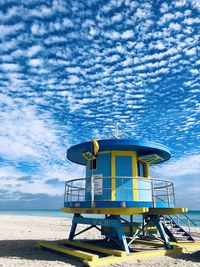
(0, 209, 199, 226)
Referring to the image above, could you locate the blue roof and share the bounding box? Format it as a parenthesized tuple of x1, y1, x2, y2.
(67, 139, 171, 165)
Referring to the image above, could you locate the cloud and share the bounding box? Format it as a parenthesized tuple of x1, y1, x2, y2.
(153, 155, 200, 178)
(0, 22, 24, 38)
(27, 45, 42, 57)
(29, 58, 44, 67)
(0, 0, 199, 208)
(121, 30, 134, 39)
(1, 63, 20, 71)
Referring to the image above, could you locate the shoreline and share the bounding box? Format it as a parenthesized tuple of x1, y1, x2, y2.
(0, 215, 199, 266)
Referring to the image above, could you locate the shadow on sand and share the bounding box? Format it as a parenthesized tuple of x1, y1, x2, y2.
(0, 239, 200, 266)
(169, 250, 200, 263)
(0, 239, 83, 266)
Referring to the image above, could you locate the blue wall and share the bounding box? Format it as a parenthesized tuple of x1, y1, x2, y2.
(84, 151, 152, 203)
(115, 156, 133, 201)
(85, 153, 111, 201)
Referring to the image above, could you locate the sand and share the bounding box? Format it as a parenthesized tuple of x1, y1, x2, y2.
(0, 215, 199, 267)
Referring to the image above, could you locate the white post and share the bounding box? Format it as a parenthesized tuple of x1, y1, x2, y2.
(91, 175, 94, 206)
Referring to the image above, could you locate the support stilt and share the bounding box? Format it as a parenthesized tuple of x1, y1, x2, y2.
(150, 215, 172, 250)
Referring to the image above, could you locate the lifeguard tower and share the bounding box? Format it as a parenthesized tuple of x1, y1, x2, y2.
(38, 133, 199, 266)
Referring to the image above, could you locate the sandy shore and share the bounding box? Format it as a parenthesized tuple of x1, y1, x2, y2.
(0, 215, 199, 267)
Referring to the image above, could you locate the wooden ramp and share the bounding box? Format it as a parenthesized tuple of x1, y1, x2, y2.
(37, 239, 200, 267)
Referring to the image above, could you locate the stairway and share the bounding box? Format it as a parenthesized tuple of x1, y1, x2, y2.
(160, 215, 195, 242)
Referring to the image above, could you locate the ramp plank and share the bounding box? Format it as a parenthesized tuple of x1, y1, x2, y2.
(38, 241, 99, 261)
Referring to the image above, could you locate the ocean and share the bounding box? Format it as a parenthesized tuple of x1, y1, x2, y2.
(0, 209, 199, 226)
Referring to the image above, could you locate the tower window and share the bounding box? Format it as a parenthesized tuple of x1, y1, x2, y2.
(88, 159, 97, 170)
(137, 161, 145, 177)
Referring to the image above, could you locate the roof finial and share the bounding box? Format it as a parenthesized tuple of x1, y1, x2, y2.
(112, 123, 128, 139)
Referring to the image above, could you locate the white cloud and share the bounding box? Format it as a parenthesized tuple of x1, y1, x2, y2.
(0, 23, 24, 38)
(68, 75, 79, 84)
(169, 22, 181, 31)
(121, 30, 134, 39)
(1, 63, 20, 71)
(104, 30, 121, 40)
(0, 103, 63, 161)
(63, 18, 74, 28)
(185, 47, 196, 56)
(27, 45, 42, 57)
(153, 155, 200, 177)
(111, 13, 123, 22)
(31, 23, 46, 35)
(105, 54, 121, 63)
(174, 0, 186, 7)
(29, 58, 44, 67)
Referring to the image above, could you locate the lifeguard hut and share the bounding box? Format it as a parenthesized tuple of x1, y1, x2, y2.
(38, 133, 199, 266)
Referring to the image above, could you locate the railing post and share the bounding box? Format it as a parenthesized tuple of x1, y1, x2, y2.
(91, 175, 94, 207)
(70, 181, 72, 207)
(187, 217, 191, 235)
(151, 179, 155, 208)
(172, 183, 175, 206)
(67, 183, 69, 203)
(166, 181, 170, 208)
(122, 177, 124, 202)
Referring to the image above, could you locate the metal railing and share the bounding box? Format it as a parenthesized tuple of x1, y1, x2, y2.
(170, 213, 198, 235)
(64, 176, 175, 208)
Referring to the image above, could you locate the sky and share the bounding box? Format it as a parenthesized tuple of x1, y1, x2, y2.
(0, 0, 199, 210)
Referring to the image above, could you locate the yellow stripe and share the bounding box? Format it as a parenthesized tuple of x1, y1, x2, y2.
(111, 151, 138, 201)
(145, 163, 150, 177)
(132, 152, 138, 201)
(60, 240, 126, 257)
(98, 151, 111, 155)
(37, 241, 99, 261)
(61, 207, 149, 215)
(111, 151, 116, 201)
(147, 208, 188, 215)
(83, 247, 183, 267)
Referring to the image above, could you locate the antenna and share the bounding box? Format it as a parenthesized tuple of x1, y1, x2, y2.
(111, 123, 128, 139)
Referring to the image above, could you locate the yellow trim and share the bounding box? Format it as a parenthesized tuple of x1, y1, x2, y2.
(111, 151, 138, 201)
(88, 159, 97, 171)
(98, 151, 111, 155)
(112, 151, 135, 156)
(135, 240, 200, 250)
(59, 240, 126, 257)
(132, 152, 138, 201)
(147, 208, 188, 215)
(82, 152, 96, 161)
(37, 241, 99, 261)
(83, 247, 183, 267)
(61, 207, 149, 215)
(111, 151, 116, 200)
(145, 163, 150, 177)
(38, 239, 200, 267)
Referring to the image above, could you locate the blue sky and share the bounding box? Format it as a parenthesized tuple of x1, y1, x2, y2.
(0, 0, 199, 210)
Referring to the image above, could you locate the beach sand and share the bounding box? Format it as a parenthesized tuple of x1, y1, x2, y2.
(0, 215, 199, 267)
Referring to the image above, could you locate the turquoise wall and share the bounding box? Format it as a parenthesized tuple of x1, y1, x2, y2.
(84, 151, 152, 203)
(85, 153, 111, 200)
(115, 156, 133, 201)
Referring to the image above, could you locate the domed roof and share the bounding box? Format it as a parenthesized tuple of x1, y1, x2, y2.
(67, 139, 171, 165)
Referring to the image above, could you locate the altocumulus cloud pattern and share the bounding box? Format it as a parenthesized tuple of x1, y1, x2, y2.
(0, 0, 199, 209)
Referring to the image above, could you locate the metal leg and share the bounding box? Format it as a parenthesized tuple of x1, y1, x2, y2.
(115, 216, 130, 255)
(69, 214, 131, 254)
(152, 215, 172, 249)
(69, 214, 79, 240)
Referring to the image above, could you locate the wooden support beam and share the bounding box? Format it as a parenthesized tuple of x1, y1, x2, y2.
(60, 240, 126, 257)
(37, 241, 99, 261)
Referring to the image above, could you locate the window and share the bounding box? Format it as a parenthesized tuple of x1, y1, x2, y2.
(137, 161, 146, 177)
(88, 159, 97, 170)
